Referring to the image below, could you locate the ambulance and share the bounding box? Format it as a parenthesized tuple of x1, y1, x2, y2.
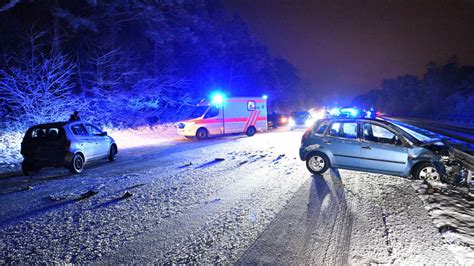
(177, 96, 268, 140)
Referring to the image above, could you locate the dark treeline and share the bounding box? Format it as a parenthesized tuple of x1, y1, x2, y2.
(0, 0, 311, 129)
(353, 58, 474, 119)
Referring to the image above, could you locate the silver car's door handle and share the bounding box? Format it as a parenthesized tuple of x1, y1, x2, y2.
(362, 145, 371, 149)
(324, 140, 331, 144)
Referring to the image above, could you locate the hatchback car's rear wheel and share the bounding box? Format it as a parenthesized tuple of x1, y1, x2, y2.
(69, 154, 84, 174)
(22, 160, 40, 175)
(306, 152, 330, 175)
(22, 160, 32, 176)
(414, 162, 440, 181)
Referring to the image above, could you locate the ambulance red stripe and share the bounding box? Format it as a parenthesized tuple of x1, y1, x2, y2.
(251, 110, 260, 126)
(244, 111, 256, 132)
(193, 115, 266, 125)
(225, 99, 266, 103)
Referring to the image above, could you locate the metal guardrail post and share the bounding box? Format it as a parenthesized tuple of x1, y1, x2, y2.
(467, 169, 473, 191)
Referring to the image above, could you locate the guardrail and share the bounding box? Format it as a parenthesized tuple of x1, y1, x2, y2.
(403, 116, 474, 125)
(449, 147, 474, 190)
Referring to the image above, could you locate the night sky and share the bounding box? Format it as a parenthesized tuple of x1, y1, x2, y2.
(224, 0, 474, 105)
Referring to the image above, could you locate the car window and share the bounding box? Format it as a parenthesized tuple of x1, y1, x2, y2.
(70, 124, 88, 136)
(247, 101, 256, 111)
(204, 106, 219, 118)
(189, 106, 208, 118)
(314, 120, 330, 135)
(328, 122, 357, 139)
(85, 124, 103, 136)
(30, 127, 64, 140)
(363, 123, 399, 145)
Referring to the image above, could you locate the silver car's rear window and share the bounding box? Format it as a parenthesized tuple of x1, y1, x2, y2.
(313, 120, 330, 135)
(27, 127, 65, 140)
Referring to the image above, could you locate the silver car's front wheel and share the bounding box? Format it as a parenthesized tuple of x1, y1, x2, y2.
(306, 152, 330, 175)
(414, 162, 440, 181)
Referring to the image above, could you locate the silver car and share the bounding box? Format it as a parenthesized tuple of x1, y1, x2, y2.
(21, 121, 118, 175)
(299, 118, 446, 181)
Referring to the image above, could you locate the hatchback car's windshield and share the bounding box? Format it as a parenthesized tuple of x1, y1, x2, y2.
(189, 106, 209, 118)
(391, 124, 431, 145)
(291, 112, 310, 119)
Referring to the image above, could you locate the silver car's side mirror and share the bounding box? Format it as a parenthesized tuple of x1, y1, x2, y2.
(100, 131, 108, 136)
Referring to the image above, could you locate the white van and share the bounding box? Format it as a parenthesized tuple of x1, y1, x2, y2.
(178, 97, 268, 140)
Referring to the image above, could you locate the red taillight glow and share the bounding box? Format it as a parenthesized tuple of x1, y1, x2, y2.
(302, 127, 311, 139)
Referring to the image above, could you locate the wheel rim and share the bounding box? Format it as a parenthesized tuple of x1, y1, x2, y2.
(419, 166, 440, 181)
(309, 156, 325, 172)
(74, 156, 83, 171)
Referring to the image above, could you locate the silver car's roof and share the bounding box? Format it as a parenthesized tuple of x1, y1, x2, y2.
(27, 121, 87, 129)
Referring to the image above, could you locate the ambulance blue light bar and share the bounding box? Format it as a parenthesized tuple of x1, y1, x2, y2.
(211, 92, 225, 104)
(262, 95, 268, 100)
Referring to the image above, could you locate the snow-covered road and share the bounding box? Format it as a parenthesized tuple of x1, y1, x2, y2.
(0, 130, 471, 264)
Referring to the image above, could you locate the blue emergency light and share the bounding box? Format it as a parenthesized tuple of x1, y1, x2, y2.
(262, 95, 268, 100)
(329, 107, 341, 116)
(211, 92, 225, 105)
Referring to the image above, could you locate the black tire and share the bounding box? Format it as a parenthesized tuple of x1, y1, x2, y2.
(412, 162, 441, 181)
(246, 126, 256, 137)
(22, 160, 31, 176)
(108, 144, 117, 161)
(196, 128, 209, 140)
(69, 153, 84, 174)
(306, 152, 330, 175)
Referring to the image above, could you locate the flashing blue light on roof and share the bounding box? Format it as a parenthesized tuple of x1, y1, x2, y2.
(348, 108, 358, 117)
(329, 107, 340, 116)
(211, 92, 225, 105)
(262, 95, 268, 100)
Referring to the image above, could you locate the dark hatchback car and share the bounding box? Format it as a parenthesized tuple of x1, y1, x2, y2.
(289, 111, 313, 129)
(299, 118, 446, 181)
(21, 121, 117, 175)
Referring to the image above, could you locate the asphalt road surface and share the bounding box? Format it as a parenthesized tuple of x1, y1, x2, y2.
(0, 130, 459, 264)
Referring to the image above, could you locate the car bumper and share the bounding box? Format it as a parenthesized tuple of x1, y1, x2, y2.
(23, 152, 74, 166)
(177, 127, 196, 137)
(299, 146, 309, 161)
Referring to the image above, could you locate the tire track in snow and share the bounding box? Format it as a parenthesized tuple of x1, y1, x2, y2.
(238, 169, 354, 264)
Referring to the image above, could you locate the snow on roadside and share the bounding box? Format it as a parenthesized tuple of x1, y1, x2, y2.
(105, 123, 181, 149)
(413, 180, 474, 261)
(0, 131, 23, 174)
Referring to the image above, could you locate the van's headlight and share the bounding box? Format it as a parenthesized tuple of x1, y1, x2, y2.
(305, 119, 314, 127)
(288, 118, 295, 126)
